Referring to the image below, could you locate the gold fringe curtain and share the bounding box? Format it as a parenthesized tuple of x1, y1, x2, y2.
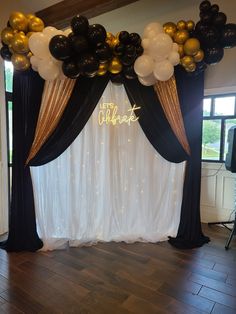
(26, 78, 76, 164)
(154, 76, 191, 156)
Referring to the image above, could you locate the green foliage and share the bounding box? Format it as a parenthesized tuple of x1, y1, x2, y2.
(202, 120, 220, 145)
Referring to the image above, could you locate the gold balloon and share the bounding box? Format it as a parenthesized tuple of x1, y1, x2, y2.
(108, 57, 122, 74)
(177, 20, 186, 30)
(11, 32, 29, 54)
(111, 37, 119, 49)
(193, 49, 204, 63)
(163, 22, 177, 38)
(1, 27, 14, 45)
(9, 12, 28, 32)
(184, 38, 200, 56)
(181, 55, 194, 68)
(28, 17, 44, 32)
(26, 31, 35, 38)
(115, 32, 120, 39)
(186, 20, 195, 31)
(186, 62, 196, 72)
(27, 51, 33, 58)
(178, 44, 185, 58)
(173, 30, 189, 45)
(11, 53, 30, 71)
(97, 63, 109, 76)
(26, 13, 35, 21)
(106, 32, 115, 48)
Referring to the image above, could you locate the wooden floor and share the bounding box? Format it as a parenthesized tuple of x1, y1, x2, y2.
(0, 224, 235, 314)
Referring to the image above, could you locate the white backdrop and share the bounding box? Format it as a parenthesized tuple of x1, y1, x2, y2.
(31, 82, 186, 250)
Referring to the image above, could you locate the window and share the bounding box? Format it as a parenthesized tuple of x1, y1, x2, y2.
(4, 61, 13, 195)
(202, 94, 236, 162)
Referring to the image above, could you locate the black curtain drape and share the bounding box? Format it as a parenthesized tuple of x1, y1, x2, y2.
(0, 70, 45, 252)
(124, 66, 209, 248)
(29, 75, 109, 166)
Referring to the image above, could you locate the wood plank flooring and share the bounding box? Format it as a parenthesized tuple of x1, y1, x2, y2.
(0, 224, 235, 314)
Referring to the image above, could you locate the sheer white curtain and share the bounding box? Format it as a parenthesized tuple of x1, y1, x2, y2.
(31, 82, 186, 251)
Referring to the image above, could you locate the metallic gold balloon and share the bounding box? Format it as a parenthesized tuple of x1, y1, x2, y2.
(186, 20, 195, 31)
(26, 31, 35, 38)
(163, 22, 177, 38)
(185, 62, 196, 72)
(26, 13, 35, 20)
(11, 53, 30, 71)
(184, 38, 200, 56)
(115, 32, 120, 39)
(106, 32, 115, 48)
(11, 32, 29, 54)
(111, 37, 119, 49)
(181, 55, 194, 68)
(27, 51, 33, 58)
(28, 17, 44, 32)
(173, 30, 189, 45)
(1, 27, 14, 45)
(193, 49, 204, 63)
(9, 12, 28, 32)
(97, 63, 109, 76)
(177, 20, 186, 30)
(178, 44, 185, 58)
(108, 57, 122, 74)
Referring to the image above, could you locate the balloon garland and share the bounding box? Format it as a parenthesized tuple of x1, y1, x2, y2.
(0, 1, 235, 85)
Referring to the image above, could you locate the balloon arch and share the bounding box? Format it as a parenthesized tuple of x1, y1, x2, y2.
(0, 0, 236, 85)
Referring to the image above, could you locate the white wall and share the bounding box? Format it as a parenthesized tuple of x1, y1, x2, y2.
(0, 0, 236, 232)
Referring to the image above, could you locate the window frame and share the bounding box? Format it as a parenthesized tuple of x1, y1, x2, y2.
(202, 93, 236, 163)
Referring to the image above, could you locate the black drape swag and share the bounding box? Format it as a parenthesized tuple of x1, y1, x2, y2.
(0, 68, 209, 252)
(0, 70, 45, 251)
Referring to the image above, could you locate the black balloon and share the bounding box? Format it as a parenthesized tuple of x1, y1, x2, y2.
(200, 11, 213, 24)
(95, 42, 112, 62)
(204, 46, 224, 64)
(79, 53, 99, 76)
(195, 21, 209, 34)
(110, 73, 123, 85)
(220, 23, 236, 48)
(211, 4, 219, 15)
(0, 45, 12, 61)
(129, 33, 141, 46)
(212, 12, 227, 28)
(200, 27, 219, 47)
(119, 31, 130, 44)
(125, 44, 136, 57)
(120, 54, 136, 66)
(62, 58, 80, 79)
(87, 24, 106, 45)
(200, 1, 211, 12)
(69, 34, 88, 54)
(122, 65, 137, 80)
(113, 43, 125, 56)
(136, 45, 144, 57)
(71, 15, 89, 35)
(49, 35, 72, 61)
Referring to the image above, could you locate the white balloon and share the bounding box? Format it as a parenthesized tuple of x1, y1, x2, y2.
(143, 22, 164, 39)
(30, 55, 41, 68)
(64, 28, 72, 36)
(153, 60, 174, 81)
(168, 51, 180, 66)
(172, 42, 179, 52)
(149, 33, 173, 59)
(29, 33, 51, 59)
(138, 73, 156, 86)
(134, 55, 154, 77)
(43, 26, 58, 36)
(141, 38, 150, 51)
(38, 59, 60, 81)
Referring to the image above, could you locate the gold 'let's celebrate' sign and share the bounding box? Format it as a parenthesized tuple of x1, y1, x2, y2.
(98, 102, 141, 126)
